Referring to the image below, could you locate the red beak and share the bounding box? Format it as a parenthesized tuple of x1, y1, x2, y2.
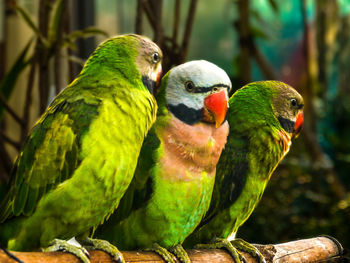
(292, 112, 304, 139)
(203, 89, 228, 128)
(156, 65, 162, 88)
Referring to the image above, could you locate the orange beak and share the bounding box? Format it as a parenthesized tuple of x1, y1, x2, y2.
(203, 89, 228, 128)
(292, 112, 304, 139)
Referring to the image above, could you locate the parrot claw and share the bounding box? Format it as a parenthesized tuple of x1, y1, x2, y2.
(169, 244, 191, 263)
(194, 237, 265, 263)
(143, 243, 178, 263)
(78, 237, 125, 263)
(231, 238, 266, 263)
(43, 238, 90, 263)
(194, 238, 245, 263)
(230, 238, 266, 263)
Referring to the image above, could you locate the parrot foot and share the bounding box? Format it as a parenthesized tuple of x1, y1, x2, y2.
(230, 238, 266, 263)
(42, 238, 90, 263)
(79, 237, 125, 263)
(195, 237, 245, 263)
(169, 244, 191, 263)
(194, 237, 265, 263)
(144, 243, 177, 263)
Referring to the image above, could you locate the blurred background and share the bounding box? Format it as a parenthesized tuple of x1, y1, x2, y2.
(1, 0, 350, 252)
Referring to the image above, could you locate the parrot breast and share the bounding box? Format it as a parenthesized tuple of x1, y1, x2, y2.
(158, 116, 229, 181)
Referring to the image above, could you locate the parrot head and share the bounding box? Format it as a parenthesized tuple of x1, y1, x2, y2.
(270, 81, 304, 139)
(80, 34, 162, 95)
(160, 60, 231, 128)
(131, 34, 163, 94)
(229, 80, 304, 141)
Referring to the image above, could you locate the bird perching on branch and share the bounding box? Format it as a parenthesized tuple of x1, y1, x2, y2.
(0, 34, 163, 263)
(184, 81, 304, 263)
(96, 60, 232, 263)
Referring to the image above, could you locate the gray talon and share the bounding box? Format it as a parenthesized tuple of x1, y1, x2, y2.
(169, 244, 191, 263)
(230, 238, 265, 263)
(43, 238, 90, 263)
(78, 237, 125, 263)
(144, 243, 177, 263)
(194, 238, 246, 263)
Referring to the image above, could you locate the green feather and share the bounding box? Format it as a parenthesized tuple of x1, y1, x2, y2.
(23, 186, 39, 215)
(95, 60, 232, 253)
(13, 183, 29, 216)
(0, 34, 160, 251)
(184, 80, 303, 246)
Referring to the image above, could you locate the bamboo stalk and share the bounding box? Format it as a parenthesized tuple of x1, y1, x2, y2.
(172, 0, 180, 43)
(135, 0, 143, 34)
(179, 0, 198, 64)
(53, 0, 68, 95)
(0, 236, 344, 263)
(37, 0, 55, 114)
(236, 0, 251, 85)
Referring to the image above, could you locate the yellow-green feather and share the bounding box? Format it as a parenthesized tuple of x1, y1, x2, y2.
(184, 81, 292, 246)
(0, 35, 157, 250)
(95, 71, 220, 250)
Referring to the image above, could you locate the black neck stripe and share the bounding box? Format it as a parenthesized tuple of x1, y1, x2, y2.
(167, 104, 202, 125)
(278, 116, 295, 133)
(192, 83, 230, 93)
(142, 75, 156, 94)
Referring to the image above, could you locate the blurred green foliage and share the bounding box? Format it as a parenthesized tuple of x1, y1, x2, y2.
(234, 0, 350, 252)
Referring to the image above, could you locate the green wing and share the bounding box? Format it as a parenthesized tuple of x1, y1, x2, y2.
(198, 132, 249, 228)
(201, 125, 283, 226)
(96, 126, 160, 235)
(184, 97, 286, 245)
(0, 96, 100, 222)
(123, 127, 160, 213)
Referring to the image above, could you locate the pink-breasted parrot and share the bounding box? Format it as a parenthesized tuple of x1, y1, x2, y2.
(95, 60, 231, 263)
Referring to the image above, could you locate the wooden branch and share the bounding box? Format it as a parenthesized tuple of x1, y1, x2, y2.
(301, 0, 317, 132)
(172, 0, 180, 43)
(142, 0, 157, 32)
(0, 236, 344, 263)
(180, 0, 198, 63)
(20, 54, 37, 144)
(37, 0, 55, 114)
(135, 0, 143, 34)
(256, 236, 344, 262)
(236, 0, 252, 84)
(64, 6, 75, 83)
(53, 0, 68, 95)
(149, 0, 163, 45)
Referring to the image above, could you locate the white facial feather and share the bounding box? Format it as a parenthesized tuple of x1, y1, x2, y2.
(166, 60, 232, 110)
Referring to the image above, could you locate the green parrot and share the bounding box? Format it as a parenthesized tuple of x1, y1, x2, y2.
(183, 81, 304, 262)
(0, 34, 163, 262)
(95, 60, 231, 263)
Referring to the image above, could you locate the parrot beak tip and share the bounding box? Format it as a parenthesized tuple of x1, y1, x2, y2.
(203, 89, 228, 128)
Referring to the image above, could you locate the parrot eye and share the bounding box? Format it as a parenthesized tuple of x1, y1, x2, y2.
(185, 81, 195, 92)
(291, 98, 297, 107)
(152, 52, 160, 63)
